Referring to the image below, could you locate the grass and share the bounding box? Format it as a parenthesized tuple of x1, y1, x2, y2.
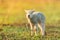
(0, 25, 59, 40)
(0, 0, 60, 40)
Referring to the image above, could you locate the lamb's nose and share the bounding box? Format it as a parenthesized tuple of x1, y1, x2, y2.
(28, 15, 30, 18)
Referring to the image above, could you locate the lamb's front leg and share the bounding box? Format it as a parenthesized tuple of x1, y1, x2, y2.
(33, 24, 38, 36)
(30, 23, 34, 36)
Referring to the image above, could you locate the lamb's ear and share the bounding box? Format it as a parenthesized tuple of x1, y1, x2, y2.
(32, 9, 35, 11)
(24, 10, 27, 13)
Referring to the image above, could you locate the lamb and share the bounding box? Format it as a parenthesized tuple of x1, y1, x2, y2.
(25, 9, 45, 36)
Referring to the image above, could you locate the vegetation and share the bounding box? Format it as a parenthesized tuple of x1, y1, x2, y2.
(0, 26, 59, 40)
(0, 0, 60, 40)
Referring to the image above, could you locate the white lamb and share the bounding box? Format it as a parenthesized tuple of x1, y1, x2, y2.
(25, 9, 45, 36)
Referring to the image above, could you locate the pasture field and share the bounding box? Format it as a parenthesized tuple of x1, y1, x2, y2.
(0, 0, 60, 40)
(0, 25, 59, 40)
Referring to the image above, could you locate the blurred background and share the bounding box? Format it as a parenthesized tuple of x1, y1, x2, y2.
(0, 0, 60, 26)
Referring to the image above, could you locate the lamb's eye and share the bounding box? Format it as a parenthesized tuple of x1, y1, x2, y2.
(28, 15, 30, 18)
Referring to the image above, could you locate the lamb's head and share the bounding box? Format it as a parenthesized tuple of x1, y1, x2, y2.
(25, 10, 35, 18)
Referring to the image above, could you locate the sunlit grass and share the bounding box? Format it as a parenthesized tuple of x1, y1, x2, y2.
(0, 26, 59, 40)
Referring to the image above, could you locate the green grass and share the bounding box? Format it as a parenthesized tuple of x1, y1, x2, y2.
(0, 26, 59, 40)
(0, 1, 60, 40)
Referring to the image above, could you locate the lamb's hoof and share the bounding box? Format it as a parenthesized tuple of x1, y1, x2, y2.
(31, 35, 34, 37)
(45, 31, 47, 35)
(30, 34, 34, 37)
(35, 34, 38, 37)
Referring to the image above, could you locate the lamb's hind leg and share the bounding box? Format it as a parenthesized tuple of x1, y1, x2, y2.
(38, 23, 45, 36)
(41, 23, 45, 36)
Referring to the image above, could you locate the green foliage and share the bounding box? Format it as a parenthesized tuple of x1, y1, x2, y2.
(0, 26, 59, 40)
